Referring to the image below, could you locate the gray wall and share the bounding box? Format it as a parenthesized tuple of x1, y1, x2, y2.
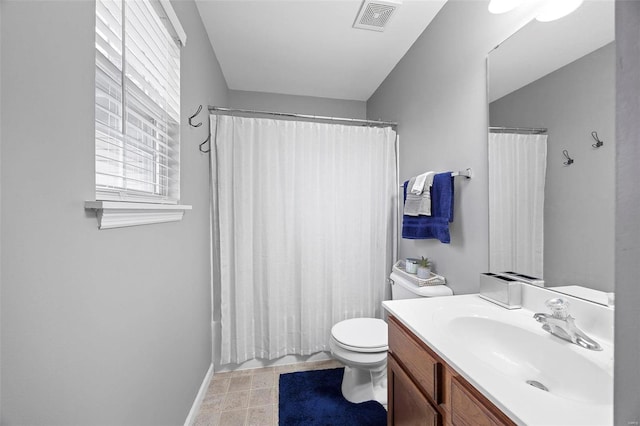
(615, 1, 640, 423)
(0, 1, 228, 425)
(229, 90, 366, 119)
(367, 0, 538, 295)
(490, 43, 615, 292)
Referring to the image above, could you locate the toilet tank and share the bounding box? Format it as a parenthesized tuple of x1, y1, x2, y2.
(390, 271, 453, 300)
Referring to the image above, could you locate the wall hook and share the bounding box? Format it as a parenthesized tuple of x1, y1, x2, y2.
(562, 149, 574, 166)
(188, 104, 203, 127)
(199, 115, 212, 153)
(591, 131, 604, 148)
(199, 135, 211, 153)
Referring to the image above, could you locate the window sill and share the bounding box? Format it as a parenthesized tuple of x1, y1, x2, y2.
(85, 201, 193, 229)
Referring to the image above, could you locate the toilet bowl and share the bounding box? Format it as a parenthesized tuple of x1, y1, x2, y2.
(330, 318, 389, 405)
(330, 271, 453, 405)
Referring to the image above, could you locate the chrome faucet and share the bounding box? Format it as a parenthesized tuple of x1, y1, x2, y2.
(533, 298, 602, 351)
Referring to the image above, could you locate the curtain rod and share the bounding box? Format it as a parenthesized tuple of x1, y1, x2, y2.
(208, 106, 397, 128)
(489, 126, 547, 134)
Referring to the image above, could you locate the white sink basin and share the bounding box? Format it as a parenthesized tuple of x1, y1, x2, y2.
(443, 315, 612, 405)
(383, 294, 614, 425)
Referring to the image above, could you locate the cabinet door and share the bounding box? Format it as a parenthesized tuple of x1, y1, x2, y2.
(388, 316, 442, 404)
(388, 354, 441, 426)
(451, 376, 515, 426)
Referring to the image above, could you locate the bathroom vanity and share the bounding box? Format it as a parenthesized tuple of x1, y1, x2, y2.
(387, 315, 514, 425)
(383, 290, 613, 426)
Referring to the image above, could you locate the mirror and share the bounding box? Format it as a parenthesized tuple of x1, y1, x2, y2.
(487, 1, 615, 306)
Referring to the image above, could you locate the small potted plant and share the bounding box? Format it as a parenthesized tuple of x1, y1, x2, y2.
(417, 257, 431, 279)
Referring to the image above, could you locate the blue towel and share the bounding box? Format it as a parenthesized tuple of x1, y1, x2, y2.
(402, 172, 454, 243)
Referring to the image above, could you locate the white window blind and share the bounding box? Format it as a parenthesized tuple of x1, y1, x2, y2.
(95, 0, 181, 204)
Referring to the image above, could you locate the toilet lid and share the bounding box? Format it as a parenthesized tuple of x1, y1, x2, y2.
(331, 318, 388, 352)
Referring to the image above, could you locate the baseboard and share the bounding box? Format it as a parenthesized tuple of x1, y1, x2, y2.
(184, 363, 214, 426)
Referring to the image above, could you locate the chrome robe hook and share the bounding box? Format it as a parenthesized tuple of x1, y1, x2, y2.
(562, 150, 574, 166)
(591, 131, 604, 148)
(199, 135, 211, 153)
(188, 105, 203, 127)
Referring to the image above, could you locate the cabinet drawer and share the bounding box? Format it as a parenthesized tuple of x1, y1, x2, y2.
(388, 316, 442, 404)
(388, 354, 441, 426)
(451, 375, 515, 426)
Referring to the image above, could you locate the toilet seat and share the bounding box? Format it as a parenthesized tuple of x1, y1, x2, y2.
(329, 318, 389, 405)
(331, 318, 388, 353)
(330, 338, 387, 368)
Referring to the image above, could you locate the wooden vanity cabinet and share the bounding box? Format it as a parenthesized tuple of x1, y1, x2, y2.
(450, 376, 514, 426)
(387, 315, 515, 426)
(388, 354, 441, 426)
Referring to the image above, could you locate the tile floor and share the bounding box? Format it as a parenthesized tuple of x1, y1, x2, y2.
(193, 359, 344, 426)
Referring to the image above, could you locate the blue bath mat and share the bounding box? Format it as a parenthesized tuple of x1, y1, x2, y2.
(278, 367, 387, 426)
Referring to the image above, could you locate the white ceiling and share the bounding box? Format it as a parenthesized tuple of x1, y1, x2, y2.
(488, 0, 615, 102)
(195, 0, 448, 101)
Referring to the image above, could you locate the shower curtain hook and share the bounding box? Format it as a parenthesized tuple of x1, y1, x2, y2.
(562, 149, 574, 166)
(189, 105, 203, 127)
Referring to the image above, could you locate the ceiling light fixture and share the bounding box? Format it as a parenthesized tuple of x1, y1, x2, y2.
(487, 0, 526, 14)
(535, 0, 584, 22)
(488, 0, 584, 22)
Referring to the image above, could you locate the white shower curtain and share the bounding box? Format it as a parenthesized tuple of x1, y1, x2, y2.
(488, 132, 547, 278)
(211, 115, 397, 365)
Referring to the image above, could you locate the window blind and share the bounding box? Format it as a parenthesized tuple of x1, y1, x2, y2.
(95, 0, 181, 203)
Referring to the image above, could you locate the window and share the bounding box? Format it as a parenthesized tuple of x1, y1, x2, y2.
(95, 0, 183, 204)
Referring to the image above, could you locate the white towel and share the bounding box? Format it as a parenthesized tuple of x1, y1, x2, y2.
(411, 172, 430, 194)
(418, 172, 436, 216)
(403, 177, 422, 216)
(404, 172, 436, 216)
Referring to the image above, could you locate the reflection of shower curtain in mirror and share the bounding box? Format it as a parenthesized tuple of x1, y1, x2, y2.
(211, 115, 397, 365)
(489, 132, 547, 278)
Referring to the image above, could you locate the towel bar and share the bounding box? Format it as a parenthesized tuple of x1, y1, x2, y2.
(399, 168, 472, 187)
(451, 168, 472, 179)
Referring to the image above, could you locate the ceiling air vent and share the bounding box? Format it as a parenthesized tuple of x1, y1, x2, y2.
(353, 0, 402, 32)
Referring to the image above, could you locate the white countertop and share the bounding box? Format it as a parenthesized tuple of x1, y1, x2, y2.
(383, 294, 613, 426)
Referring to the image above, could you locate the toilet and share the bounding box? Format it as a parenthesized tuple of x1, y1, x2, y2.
(329, 271, 453, 405)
